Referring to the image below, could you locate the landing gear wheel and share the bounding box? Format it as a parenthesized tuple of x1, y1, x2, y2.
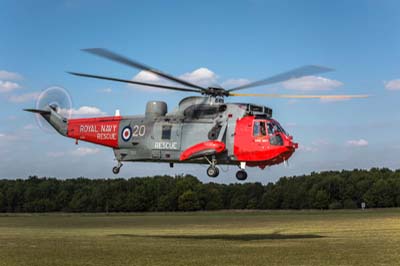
(113, 161, 123, 175)
(207, 166, 219, 178)
(112, 162, 123, 175)
(236, 170, 247, 181)
(112, 167, 120, 175)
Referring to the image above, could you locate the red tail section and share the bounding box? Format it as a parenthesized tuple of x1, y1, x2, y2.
(67, 116, 121, 148)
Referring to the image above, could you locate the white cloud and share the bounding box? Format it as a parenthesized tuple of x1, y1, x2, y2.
(135, 71, 162, 83)
(346, 139, 368, 147)
(220, 78, 250, 89)
(0, 133, 19, 142)
(131, 67, 219, 92)
(298, 144, 318, 153)
(384, 79, 400, 90)
(179, 68, 218, 87)
(282, 76, 343, 91)
(0, 70, 22, 80)
(8, 92, 39, 103)
(298, 139, 331, 153)
(0, 70, 23, 93)
(70, 147, 101, 156)
(99, 88, 112, 93)
(63, 106, 106, 117)
(23, 124, 35, 130)
(312, 139, 330, 146)
(0, 81, 21, 93)
(130, 71, 168, 92)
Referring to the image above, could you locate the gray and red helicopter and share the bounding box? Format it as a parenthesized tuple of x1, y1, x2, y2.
(25, 49, 367, 181)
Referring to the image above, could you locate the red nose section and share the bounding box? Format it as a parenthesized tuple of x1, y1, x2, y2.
(233, 116, 297, 166)
(180, 140, 226, 161)
(67, 116, 121, 148)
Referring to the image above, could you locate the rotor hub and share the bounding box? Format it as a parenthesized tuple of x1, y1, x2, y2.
(203, 87, 230, 97)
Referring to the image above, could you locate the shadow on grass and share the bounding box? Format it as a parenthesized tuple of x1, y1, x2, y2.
(109, 233, 324, 241)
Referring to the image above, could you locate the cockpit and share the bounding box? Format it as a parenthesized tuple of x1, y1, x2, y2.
(252, 119, 289, 146)
(233, 115, 298, 164)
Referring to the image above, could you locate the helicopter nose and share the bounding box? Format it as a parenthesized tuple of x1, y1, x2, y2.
(292, 142, 299, 149)
(283, 140, 297, 159)
(285, 134, 298, 150)
(280, 138, 298, 162)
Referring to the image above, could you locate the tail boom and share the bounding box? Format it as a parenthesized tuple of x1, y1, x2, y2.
(25, 108, 121, 148)
(67, 116, 121, 148)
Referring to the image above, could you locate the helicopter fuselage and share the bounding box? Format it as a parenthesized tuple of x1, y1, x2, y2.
(66, 97, 298, 171)
(26, 96, 298, 180)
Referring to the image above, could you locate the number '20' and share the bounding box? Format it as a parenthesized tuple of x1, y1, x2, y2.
(132, 125, 146, 137)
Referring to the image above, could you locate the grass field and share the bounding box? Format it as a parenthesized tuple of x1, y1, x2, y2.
(1, 210, 400, 266)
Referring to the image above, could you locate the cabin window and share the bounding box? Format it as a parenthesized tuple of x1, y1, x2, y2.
(267, 122, 274, 135)
(253, 121, 266, 137)
(260, 122, 266, 136)
(161, 125, 172, 140)
(253, 122, 259, 136)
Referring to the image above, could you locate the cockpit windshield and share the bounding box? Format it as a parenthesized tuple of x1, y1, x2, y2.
(253, 120, 289, 137)
(276, 123, 287, 135)
(267, 120, 288, 136)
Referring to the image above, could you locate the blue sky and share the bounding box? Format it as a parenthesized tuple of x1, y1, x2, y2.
(1, 0, 400, 183)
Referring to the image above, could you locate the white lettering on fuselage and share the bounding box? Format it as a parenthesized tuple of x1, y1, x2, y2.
(79, 124, 118, 140)
(97, 133, 117, 140)
(101, 125, 117, 132)
(80, 125, 98, 133)
(154, 142, 178, 150)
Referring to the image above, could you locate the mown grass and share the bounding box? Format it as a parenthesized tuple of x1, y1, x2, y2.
(0, 209, 400, 266)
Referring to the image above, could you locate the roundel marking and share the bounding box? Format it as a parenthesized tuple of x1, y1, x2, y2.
(121, 126, 132, 142)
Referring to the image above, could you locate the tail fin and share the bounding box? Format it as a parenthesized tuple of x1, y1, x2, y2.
(24, 107, 68, 136)
(23, 109, 51, 115)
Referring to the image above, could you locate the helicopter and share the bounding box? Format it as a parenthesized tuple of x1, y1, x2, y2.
(25, 48, 367, 181)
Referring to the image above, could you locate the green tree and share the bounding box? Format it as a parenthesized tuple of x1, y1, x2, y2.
(328, 201, 342, 209)
(196, 184, 223, 211)
(364, 179, 394, 208)
(343, 198, 358, 209)
(176, 175, 201, 195)
(0, 168, 399, 212)
(178, 190, 200, 211)
(314, 190, 329, 209)
(0, 192, 4, 212)
(260, 183, 281, 209)
(126, 191, 147, 211)
(158, 193, 177, 211)
(68, 190, 91, 212)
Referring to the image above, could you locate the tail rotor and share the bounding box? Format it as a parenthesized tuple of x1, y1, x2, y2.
(34, 86, 72, 132)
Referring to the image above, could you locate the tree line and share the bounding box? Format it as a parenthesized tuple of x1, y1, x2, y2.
(0, 168, 399, 212)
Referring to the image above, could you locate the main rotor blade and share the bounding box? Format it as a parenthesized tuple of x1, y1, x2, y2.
(68, 72, 203, 93)
(228, 65, 334, 92)
(229, 92, 369, 99)
(83, 48, 206, 91)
